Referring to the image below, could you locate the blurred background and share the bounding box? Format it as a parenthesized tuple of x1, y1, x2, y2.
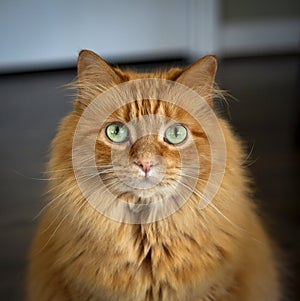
(0, 0, 299, 300)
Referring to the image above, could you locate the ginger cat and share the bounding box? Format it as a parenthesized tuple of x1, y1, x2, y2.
(27, 50, 280, 301)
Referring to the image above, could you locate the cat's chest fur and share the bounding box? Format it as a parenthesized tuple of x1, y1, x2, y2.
(57, 216, 235, 301)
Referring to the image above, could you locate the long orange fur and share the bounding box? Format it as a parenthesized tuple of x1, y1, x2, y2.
(27, 50, 280, 301)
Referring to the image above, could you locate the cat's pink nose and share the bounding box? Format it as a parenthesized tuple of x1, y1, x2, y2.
(134, 160, 153, 174)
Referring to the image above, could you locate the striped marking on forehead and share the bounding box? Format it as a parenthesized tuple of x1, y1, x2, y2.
(118, 99, 168, 122)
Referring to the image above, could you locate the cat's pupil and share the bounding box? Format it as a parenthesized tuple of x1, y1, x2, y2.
(114, 126, 119, 135)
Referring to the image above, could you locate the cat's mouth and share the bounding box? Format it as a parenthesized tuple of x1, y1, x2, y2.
(119, 172, 164, 191)
(98, 166, 172, 200)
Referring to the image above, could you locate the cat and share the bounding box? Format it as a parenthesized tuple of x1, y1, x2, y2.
(27, 50, 280, 301)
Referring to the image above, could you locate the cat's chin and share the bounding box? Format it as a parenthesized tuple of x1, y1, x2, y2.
(117, 186, 167, 203)
(115, 173, 176, 202)
(128, 177, 159, 189)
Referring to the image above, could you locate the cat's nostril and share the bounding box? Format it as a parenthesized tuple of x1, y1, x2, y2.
(134, 160, 154, 174)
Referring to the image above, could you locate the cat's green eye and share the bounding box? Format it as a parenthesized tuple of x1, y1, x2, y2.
(105, 123, 129, 143)
(164, 124, 188, 145)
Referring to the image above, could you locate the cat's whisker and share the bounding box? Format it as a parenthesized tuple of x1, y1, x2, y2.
(174, 179, 213, 206)
(207, 202, 264, 245)
(179, 173, 247, 207)
(208, 202, 243, 229)
(168, 183, 200, 219)
(43, 172, 103, 196)
(181, 167, 227, 176)
(34, 171, 108, 221)
(69, 193, 97, 224)
(240, 144, 259, 168)
(73, 152, 99, 165)
(241, 142, 256, 167)
(38, 177, 121, 234)
(36, 184, 80, 232)
(174, 179, 245, 232)
(179, 172, 208, 182)
(35, 213, 70, 255)
(43, 165, 98, 174)
(12, 170, 54, 182)
(180, 173, 226, 192)
(42, 166, 127, 199)
(86, 181, 126, 215)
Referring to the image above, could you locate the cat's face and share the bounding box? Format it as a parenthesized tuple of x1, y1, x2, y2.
(94, 100, 210, 202)
(71, 50, 223, 222)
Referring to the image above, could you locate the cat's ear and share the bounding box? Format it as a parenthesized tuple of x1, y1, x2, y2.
(176, 55, 217, 104)
(76, 50, 122, 107)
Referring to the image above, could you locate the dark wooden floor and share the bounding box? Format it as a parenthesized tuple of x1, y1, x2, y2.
(0, 55, 299, 300)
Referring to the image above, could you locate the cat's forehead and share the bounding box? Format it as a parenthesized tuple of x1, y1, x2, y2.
(109, 99, 193, 124)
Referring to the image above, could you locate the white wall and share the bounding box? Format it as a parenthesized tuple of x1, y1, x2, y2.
(2, 0, 297, 72)
(0, 0, 182, 71)
(0, 0, 220, 72)
(220, 18, 300, 56)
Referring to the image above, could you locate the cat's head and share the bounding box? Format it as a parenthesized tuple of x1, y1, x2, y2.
(70, 50, 225, 223)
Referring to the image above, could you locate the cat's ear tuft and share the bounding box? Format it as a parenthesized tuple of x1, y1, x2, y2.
(77, 50, 121, 85)
(176, 55, 217, 102)
(76, 50, 122, 108)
